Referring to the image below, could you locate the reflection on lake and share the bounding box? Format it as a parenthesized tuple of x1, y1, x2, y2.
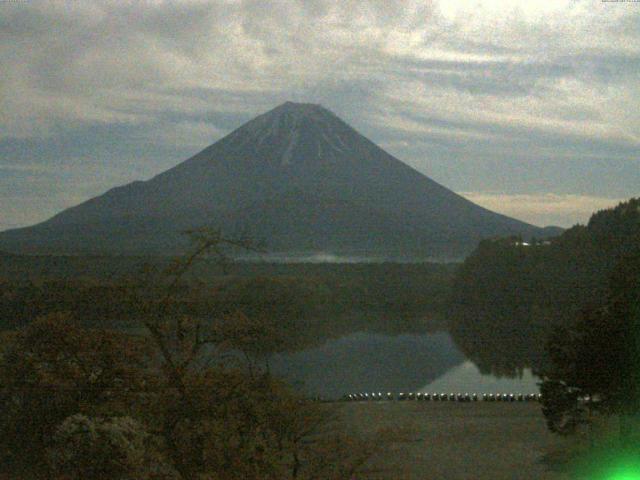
(420, 361, 540, 394)
(268, 332, 465, 399)
(267, 331, 540, 399)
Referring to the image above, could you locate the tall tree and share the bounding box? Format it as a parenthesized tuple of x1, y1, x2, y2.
(540, 247, 640, 440)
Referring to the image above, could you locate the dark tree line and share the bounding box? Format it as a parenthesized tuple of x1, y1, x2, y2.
(0, 262, 454, 351)
(448, 198, 640, 378)
(540, 245, 640, 440)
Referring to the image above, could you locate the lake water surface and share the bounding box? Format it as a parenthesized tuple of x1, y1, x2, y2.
(268, 332, 540, 399)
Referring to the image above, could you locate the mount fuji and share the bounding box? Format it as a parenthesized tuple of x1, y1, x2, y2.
(0, 102, 558, 259)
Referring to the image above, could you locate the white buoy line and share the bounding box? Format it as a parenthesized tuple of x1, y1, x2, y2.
(342, 392, 542, 402)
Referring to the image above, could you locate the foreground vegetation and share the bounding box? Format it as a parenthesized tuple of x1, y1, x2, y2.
(0, 232, 407, 479)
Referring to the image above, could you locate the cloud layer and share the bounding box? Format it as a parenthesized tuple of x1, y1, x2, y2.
(1, 0, 638, 229)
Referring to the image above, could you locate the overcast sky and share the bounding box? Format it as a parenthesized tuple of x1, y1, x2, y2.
(1, 0, 638, 230)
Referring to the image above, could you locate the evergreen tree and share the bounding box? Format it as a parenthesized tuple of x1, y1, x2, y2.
(540, 247, 640, 440)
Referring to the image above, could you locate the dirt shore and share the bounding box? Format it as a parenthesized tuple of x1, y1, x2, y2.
(337, 401, 572, 480)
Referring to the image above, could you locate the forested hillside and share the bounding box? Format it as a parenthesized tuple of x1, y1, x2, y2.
(449, 198, 640, 377)
(0, 262, 454, 350)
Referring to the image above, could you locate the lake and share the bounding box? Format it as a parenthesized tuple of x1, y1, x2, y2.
(268, 331, 540, 399)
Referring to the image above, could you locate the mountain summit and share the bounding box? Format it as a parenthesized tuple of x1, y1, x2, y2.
(0, 102, 555, 258)
(222, 101, 357, 167)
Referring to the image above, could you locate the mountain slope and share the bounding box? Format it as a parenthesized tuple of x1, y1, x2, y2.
(0, 102, 556, 258)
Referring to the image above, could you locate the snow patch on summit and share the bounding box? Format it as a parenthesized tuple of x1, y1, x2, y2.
(321, 132, 346, 155)
(227, 102, 354, 165)
(282, 127, 299, 166)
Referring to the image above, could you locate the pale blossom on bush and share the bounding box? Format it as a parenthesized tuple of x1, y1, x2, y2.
(48, 414, 176, 479)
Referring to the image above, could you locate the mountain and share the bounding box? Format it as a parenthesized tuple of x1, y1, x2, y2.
(0, 102, 558, 259)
